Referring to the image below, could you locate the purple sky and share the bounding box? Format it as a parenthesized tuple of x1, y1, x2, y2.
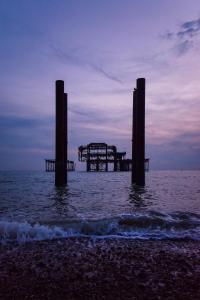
(0, 0, 200, 170)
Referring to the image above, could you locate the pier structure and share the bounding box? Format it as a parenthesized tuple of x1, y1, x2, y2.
(55, 80, 68, 186)
(132, 78, 146, 185)
(78, 142, 149, 172)
(46, 77, 147, 185)
(78, 143, 122, 172)
(45, 159, 75, 172)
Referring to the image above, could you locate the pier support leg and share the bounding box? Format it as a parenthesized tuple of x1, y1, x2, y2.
(132, 78, 145, 186)
(55, 80, 67, 186)
(132, 88, 137, 183)
(64, 93, 68, 183)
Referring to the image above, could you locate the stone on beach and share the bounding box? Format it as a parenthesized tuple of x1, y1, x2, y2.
(0, 237, 200, 300)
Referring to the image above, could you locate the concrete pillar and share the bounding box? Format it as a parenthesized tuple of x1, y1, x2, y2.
(136, 78, 145, 185)
(132, 88, 137, 183)
(55, 80, 67, 186)
(64, 93, 68, 182)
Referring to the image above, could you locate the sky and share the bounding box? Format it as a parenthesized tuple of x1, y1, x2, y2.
(0, 0, 200, 170)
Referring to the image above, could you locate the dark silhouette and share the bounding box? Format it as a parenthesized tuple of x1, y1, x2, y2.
(55, 80, 67, 186)
(132, 78, 146, 185)
(47, 78, 147, 185)
(64, 93, 68, 181)
(78, 142, 131, 172)
(78, 142, 149, 172)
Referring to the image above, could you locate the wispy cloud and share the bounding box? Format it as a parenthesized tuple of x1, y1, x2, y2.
(89, 62, 122, 84)
(51, 46, 123, 84)
(69, 104, 129, 124)
(0, 114, 53, 150)
(161, 17, 200, 56)
(177, 18, 200, 38)
(73, 122, 129, 137)
(175, 40, 193, 55)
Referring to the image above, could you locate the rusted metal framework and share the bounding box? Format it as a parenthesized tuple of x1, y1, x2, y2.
(78, 142, 149, 172)
(78, 143, 121, 172)
(78, 143, 127, 172)
(45, 159, 75, 172)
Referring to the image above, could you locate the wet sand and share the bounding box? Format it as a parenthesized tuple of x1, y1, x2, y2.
(0, 237, 200, 300)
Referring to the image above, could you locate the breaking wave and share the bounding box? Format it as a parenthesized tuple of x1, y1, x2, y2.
(1, 211, 200, 244)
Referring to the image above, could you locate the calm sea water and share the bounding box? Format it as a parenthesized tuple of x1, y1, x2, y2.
(0, 170, 200, 243)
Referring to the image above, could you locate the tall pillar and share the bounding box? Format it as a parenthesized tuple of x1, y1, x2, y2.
(55, 80, 67, 186)
(136, 78, 145, 185)
(64, 93, 68, 183)
(132, 88, 137, 183)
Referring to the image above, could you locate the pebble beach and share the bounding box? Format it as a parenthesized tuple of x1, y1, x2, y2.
(0, 237, 200, 300)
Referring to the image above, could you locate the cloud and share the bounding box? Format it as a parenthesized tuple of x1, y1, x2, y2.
(51, 46, 123, 84)
(147, 142, 200, 170)
(69, 104, 129, 125)
(73, 122, 130, 137)
(160, 31, 174, 40)
(170, 132, 200, 152)
(177, 18, 200, 38)
(0, 114, 53, 150)
(89, 63, 122, 84)
(0, 115, 41, 128)
(175, 40, 193, 56)
(162, 16, 200, 56)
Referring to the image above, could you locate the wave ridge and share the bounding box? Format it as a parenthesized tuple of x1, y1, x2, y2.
(1, 211, 200, 244)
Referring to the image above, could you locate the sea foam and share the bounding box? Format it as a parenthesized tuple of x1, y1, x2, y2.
(1, 211, 200, 244)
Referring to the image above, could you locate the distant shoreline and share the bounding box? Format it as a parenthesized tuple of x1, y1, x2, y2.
(0, 237, 200, 300)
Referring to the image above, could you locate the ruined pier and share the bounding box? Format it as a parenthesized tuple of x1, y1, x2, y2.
(46, 77, 147, 186)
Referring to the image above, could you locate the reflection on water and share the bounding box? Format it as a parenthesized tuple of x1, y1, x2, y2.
(0, 171, 200, 223)
(128, 184, 150, 208)
(49, 186, 69, 204)
(50, 186, 70, 215)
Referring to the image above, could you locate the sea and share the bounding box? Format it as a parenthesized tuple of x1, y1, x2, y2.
(0, 170, 200, 244)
